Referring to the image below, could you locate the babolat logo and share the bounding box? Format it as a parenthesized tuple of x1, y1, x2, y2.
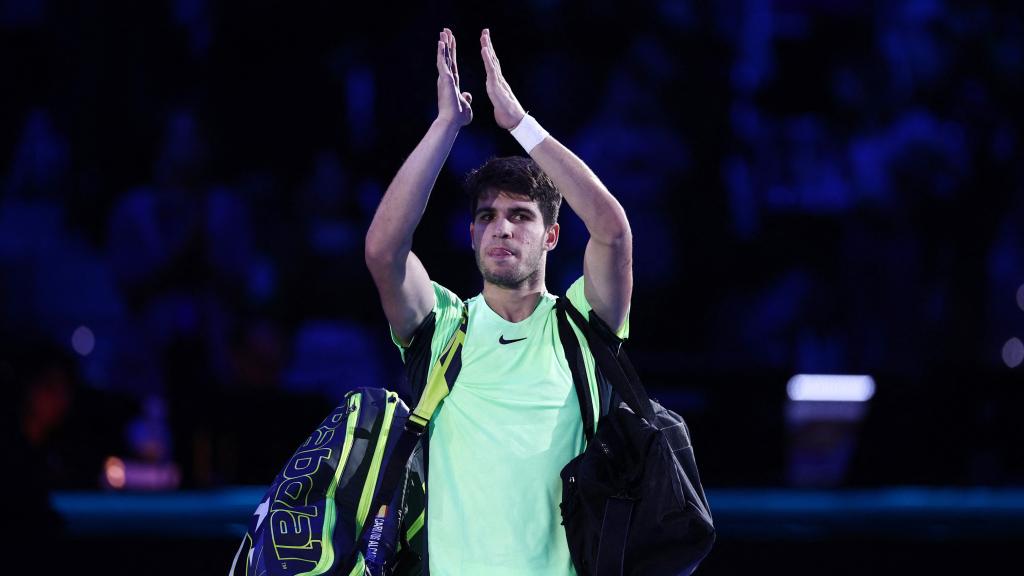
(365, 505, 388, 562)
(267, 403, 350, 567)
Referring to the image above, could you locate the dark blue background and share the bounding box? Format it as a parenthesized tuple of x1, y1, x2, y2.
(2, 0, 1022, 573)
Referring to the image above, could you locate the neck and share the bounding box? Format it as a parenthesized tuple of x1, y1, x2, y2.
(481, 274, 547, 323)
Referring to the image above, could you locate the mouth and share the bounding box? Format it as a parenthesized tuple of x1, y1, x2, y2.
(485, 246, 516, 259)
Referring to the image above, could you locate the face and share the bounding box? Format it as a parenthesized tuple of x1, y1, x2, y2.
(471, 190, 559, 289)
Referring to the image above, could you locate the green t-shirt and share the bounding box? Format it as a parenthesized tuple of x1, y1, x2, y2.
(391, 276, 629, 576)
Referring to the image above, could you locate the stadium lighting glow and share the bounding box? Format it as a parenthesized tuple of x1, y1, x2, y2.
(1003, 338, 1024, 369)
(105, 457, 126, 489)
(71, 325, 95, 356)
(786, 374, 876, 402)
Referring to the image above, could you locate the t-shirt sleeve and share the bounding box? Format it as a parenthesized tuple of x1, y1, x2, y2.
(388, 281, 465, 364)
(565, 275, 631, 340)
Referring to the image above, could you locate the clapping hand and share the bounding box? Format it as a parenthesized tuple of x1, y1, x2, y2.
(480, 28, 527, 131)
(436, 28, 473, 127)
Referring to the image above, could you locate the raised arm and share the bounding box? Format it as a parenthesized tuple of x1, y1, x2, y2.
(480, 29, 633, 332)
(365, 28, 473, 346)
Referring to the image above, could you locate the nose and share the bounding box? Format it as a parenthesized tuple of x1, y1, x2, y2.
(492, 217, 513, 238)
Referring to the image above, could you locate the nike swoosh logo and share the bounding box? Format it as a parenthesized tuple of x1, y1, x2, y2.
(499, 335, 527, 345)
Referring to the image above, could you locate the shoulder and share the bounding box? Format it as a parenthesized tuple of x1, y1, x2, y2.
(391, 281, 465, 357)
(564, 275, 631, 339)
(422, 281, 465, 347)
(432, 282, 464, 324)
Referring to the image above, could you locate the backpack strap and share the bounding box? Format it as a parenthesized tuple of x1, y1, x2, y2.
(555, 297, 598, 442)
(408, 304, 469, 431)
(346, 304, 469, 571)
(559, 300, 654, 576)
(559, 298, 654, 422)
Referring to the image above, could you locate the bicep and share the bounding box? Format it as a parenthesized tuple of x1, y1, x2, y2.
(583, 235, 633, 334)
(367, 251, 435, 347)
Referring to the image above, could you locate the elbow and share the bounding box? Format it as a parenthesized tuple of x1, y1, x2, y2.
(609, 221, 632, 247)
(364, 232, 401, 270)
(592, 215, 632, 248)
(364, 244, 382, 271)
(364, 232, 383, 267)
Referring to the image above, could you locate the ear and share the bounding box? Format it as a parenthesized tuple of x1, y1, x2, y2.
(544, 222, 559, 251)
(470, 222, 476, 250)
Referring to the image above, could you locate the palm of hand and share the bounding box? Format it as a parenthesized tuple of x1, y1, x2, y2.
(438, 72, 472, 126)
(437, 29, 472, 126)
(485, 75, 525, 130)
(480, 29, 525, 130)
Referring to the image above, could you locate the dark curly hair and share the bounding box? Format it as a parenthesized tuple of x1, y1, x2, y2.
(463, 156, 562, 227)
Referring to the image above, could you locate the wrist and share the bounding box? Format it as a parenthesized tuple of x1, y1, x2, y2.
(509, 113, 549, 153)
(433, 116, 463, 135)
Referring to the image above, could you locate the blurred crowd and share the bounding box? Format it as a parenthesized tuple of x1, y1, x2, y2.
(1, 0, 1021, 493)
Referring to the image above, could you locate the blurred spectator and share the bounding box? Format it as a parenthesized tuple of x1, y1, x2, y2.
(1, 339, 76, 555)
(0, 1, 1021, 491)
(278, 149, 378, 323)
(3, 108, 70, 200)
(571, 47, 689, 289)
(201, 316, 334, 485)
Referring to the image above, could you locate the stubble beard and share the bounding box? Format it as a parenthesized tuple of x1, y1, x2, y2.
(475, 245, 546, 290)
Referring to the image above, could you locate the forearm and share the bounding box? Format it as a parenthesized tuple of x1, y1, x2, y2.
(365, 118, 462, 260)
(529, 135, 631, 245)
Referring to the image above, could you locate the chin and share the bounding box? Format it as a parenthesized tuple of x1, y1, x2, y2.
(477, 251, 543, 289)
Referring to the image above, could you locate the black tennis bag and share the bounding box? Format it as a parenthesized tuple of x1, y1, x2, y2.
(556, 299, 715, 576)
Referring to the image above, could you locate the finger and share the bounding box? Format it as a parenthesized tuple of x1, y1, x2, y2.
(482, 46, 500, 79)
(450, 29, 460, 85)
(444, 29, 459, 86)
(482, 28, 497, 60)
(440, 30, 453, 72)
(436, 40, 447, 75)
(481, 29, 501, 76)
(444, 28, 454, 68)
(480, 42, 496, 77)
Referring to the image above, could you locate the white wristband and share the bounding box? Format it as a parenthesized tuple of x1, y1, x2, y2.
(509, 113, 549, 153)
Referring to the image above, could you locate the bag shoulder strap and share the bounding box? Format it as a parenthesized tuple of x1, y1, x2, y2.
(347, 304, 468, 570)
(555, 297, 598, 442)
(408, 303, 468, 429)
(558, 298, 655, 423)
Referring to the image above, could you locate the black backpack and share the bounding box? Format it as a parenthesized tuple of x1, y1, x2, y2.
(554, 298, 715, 576)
